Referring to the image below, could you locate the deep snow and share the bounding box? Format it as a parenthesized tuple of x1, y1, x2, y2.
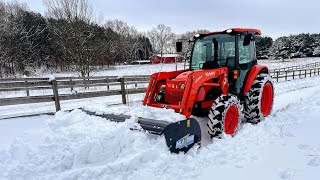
(1, 76, 320, 179)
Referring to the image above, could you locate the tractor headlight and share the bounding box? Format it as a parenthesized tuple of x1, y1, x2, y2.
(226, 29, 233, 33)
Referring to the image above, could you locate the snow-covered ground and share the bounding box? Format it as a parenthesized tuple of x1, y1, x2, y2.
(22, 57, 320, 78)
(1, 75, 320, 179)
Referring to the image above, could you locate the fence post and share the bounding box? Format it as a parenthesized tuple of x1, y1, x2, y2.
(276, 71, 279, 82)
(305, 70, 307, 78)
(310, 69, 312, 77)
(70, 77, 73, 91)
(292, 71, 295, 80)
(119, 77, 126, 104)
(51, 79, 61, 112)
(285, 71, 287, 81)
(25, 80, 30, 97)
(299, 70, 301, 79)
(106, 77, 110, 90)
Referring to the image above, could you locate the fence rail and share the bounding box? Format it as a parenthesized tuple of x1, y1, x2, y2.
(269, 61, 320, 74)
(0, 75, 150, 111)
(1, 65, 320, 111)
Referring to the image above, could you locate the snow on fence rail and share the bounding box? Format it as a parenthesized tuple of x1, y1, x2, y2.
(269, 61, 320, 74)
(1, 66, 320, 111)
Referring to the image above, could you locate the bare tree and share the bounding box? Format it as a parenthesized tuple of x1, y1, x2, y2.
(105, 19, 130, 37)
(147, 24, 175, 57)
(105, 19, 144, 63)
(179, 29, 210, 57)
(0, 0, 30, 77)
(43, 0, 92, 23)
(44, 0, 99, 77)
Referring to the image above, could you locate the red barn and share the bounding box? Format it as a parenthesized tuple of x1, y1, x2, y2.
(150, 54, 183, 64)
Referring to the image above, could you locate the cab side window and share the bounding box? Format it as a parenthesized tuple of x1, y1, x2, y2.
(238, 35, 255, 64)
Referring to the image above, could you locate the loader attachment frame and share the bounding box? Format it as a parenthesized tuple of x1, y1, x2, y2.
(143, 68, 229, 118)
(81, 108, 201, 153)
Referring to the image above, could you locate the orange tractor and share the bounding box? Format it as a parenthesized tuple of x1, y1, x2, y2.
(142, 28, 274, 152)
(84, 28, 274, 153)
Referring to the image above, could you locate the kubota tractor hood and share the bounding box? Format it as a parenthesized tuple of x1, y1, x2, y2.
(175, 71, 193, 80)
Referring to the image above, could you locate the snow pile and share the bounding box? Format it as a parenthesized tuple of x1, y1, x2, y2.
(0, 109, 172, 179)
(84, 102, 185, 123)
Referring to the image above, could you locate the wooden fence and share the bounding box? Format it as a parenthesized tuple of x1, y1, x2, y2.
(269, 61, 320, 74)
(272, 67, 320, 82)
(1, 64, 320, 112)
(0, 75, 150, 111)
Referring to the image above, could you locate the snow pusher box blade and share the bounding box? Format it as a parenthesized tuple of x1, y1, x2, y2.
(82, 109, 201, 153)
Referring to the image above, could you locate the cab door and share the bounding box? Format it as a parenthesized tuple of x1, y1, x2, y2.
(235, 33, 257, 94)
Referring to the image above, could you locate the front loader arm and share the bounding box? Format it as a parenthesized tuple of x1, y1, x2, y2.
(143, 70, 186, 105)
(181, 68, 229, 118)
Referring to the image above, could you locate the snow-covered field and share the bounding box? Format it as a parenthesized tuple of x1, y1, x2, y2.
(26, 57, 320, 78)
(1, 74, 320, 179)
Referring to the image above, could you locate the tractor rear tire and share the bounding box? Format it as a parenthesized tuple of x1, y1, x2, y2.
(244, 73, 274, 124)
(207, 94, 242, 138)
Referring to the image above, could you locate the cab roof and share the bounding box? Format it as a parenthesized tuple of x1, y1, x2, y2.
(198, 28, 261, 37)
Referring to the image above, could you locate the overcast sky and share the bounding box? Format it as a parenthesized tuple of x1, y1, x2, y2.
(5, 0, 320, 39)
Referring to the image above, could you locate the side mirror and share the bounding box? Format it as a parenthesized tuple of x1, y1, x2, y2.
(212, 38, 218, 50)
(243, 34, 252, 46)
(212, 38, 218, 61)
(176, 42, 182, 52)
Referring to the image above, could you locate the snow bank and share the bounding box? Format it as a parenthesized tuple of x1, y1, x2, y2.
(0, 109, 171, 179)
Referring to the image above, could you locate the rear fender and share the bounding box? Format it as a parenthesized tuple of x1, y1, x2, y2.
(243, 65, 269, 94)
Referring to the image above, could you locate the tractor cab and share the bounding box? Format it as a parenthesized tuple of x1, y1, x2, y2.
(189, 28, 261, 94)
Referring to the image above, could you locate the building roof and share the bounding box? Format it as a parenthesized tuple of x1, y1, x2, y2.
(154, 54, 179, 58)
(133, 60, 150, 63)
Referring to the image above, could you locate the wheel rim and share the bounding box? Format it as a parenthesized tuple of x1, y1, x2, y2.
(224, 105, 239, 135)
(261, 82, 273, 116)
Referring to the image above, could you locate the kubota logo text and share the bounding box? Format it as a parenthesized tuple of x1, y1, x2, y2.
(205, 71, 215, 77)
(195, 76, 202, 83)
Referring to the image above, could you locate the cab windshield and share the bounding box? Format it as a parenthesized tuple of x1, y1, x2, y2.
(191, 34, 236, 69)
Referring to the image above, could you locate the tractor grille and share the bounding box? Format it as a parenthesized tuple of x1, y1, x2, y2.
(165, 80, 185, 105)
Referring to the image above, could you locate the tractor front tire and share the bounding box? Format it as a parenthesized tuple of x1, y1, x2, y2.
(207, 95, 242, 138)
(244, 73, 274, 124)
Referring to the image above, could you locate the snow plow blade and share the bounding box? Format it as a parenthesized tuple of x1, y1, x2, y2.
(164, 118, 201, 153)
(81, 109, 201, 153)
